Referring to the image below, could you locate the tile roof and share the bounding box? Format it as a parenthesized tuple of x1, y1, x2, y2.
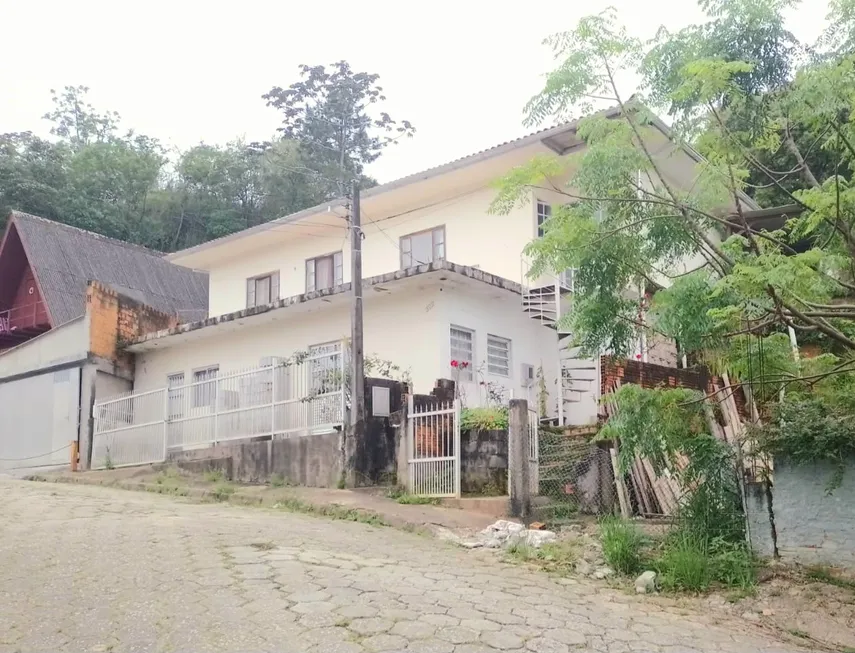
(8, 211, 208, 326)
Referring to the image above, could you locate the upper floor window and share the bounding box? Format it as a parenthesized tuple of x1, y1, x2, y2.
(401, 226, 445, 268)
(536, 201, 552, 238)
(247, 272, 280, 308)
(306, 252, 343, 293)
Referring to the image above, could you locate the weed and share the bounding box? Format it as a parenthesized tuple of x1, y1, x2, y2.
(211, 483, 235, 501)
(787, 629, 810, 639)
(657, 534, 711, 592)
(710, 539, 755, 589)
(725, 586, 757, 603)
(336, 476, 346, 490)
(273, 496, 388, 526)
(203, 469, 225, 483)
(505, 539, 579, 575)
(805, 565, 855, 591)
(599, 516, 645, 575)
(104, 451, 114, 470)
(269, 473, 286, 488)
(385, 485, 407, 499)
(249, 541, 276, 551)
(395, 494, 440, 505)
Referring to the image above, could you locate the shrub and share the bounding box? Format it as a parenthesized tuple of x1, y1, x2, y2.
(269, 473, 285, 488)
(599, 516, 645, 574)
(203, 469, 225, 483)
(211, 483, 235, 501)
(395, 494, 440, 505)
(460, 406, 509, 431)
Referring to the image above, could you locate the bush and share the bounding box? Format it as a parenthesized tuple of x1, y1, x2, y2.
(269, 473, 285, 488)
(461, 406, 509, 431)
(599, 516, 645, 574)
(211, 483, 234, 501)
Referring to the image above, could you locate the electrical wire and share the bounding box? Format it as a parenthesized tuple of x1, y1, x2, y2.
(0, 442, 71, 462)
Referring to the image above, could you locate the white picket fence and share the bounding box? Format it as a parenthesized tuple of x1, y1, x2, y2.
(92, 343, 348, 469)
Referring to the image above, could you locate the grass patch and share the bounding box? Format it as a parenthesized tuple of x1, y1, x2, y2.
(805, 565, 855, 590)
(395, 494, 440, 505)
(787, 629, 810, 639)
(600, 516, 645, 575)
(151, 467, 187, 496)
(203, 469, 226, 483)
(726, 586, 757, 603)
(274, 496, 388, 526)
(269, 473, 286, 488)
(506, 540, 579, 575)
(210, 483, 235, 501)
(654, 534, 755, 593)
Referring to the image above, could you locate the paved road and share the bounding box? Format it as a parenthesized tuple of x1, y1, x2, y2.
(0, 481, 804, 653)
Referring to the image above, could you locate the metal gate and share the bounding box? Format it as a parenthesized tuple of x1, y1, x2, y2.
(0, 367, 80, 472)
(407, 396, 460, 497)
(529, 407, 540, 495)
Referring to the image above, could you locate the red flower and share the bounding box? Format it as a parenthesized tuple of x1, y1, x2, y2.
(451, 360, 459, 368)
(635, 354, 642, 360)
(460, 361, 469, 369)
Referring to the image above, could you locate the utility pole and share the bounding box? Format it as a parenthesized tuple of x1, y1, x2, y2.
(347, 180, 365, 486)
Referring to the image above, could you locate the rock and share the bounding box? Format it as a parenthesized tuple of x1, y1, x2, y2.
(460, 541, 483, 549)
(634, 570, 657, 594)
(593, 567, 615, 580)
(529, 521, 546, 530)
(762, 608, 775, 616)
(522, 529, 557, 548)
(574, 559, 593, 576)
(742, 611, 760, 622)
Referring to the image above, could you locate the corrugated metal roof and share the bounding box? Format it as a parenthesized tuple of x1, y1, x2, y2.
(9, 212, 208, 326)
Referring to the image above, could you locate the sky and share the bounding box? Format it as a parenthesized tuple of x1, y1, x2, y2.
(0, 0, 833, 185)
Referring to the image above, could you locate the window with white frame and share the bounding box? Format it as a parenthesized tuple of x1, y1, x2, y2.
(192, 366, 218, 409)
(400, 226, 445, 268)
(536, 201, 552, 238)
(167, 372, 185, 419)
(306, 252, 343, 292)
(247, 272, 280, 308)
(450, 325, 474, 381)
(487, 334, 511, 377)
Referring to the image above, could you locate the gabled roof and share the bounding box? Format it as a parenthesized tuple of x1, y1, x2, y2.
(167, 103, 760, 263)
(3, 212, 209, 326)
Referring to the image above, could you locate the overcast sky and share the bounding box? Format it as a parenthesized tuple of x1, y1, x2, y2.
(1, 0, 831, 184)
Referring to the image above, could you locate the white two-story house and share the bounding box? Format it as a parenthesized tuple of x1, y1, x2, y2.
(119, 107, 752, 428)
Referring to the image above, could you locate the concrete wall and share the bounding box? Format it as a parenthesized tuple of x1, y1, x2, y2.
(770, 458, 855, 567)
(169, 432, 343, 487)
(461, 429, 508, 495)
(744, 481, 776, 559)
(0, 316, 88, 377)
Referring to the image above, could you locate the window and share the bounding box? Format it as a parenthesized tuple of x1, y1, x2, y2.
(536, 201, 552, 237)
(450, 325, 474, 381)
(487, 334, 511, 377)
(247, 272, 280, 308)
(168, 372, 185, 419)
(306, 252, 343, 292)
(400, 226, 445, 268)
(192, 366, 218, 409)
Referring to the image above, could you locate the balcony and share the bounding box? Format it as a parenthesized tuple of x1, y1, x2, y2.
(0, 302, 50, 350)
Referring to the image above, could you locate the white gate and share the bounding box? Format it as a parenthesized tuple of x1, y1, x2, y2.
(92, 388, 167, 469)
(528, 407, 540, 495)
(407, 397, 460, 497)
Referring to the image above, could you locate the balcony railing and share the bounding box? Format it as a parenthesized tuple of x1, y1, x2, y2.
(0, 302, 48, 334)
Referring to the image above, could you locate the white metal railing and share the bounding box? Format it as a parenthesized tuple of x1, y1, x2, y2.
(528, 407, 540, 495)
(92, 341, 349, 469)
(407, 397, 461, 497)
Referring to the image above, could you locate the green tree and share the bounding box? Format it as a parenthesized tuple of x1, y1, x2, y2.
(263, 60, 414, 195)
(492, 0, 855, 404)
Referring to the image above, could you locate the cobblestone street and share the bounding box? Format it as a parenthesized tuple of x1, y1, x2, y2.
(0, 480, 806, 652)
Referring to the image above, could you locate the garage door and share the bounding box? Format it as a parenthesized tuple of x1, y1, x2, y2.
(0, 367, 81, 472)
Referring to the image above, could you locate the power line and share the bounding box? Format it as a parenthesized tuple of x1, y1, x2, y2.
(0, 443, 71, 462)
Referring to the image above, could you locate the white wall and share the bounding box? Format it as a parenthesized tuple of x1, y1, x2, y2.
(0, 316, 88, 377)
(95, 370, 131, 400)
(130, 282, 560, 417)
(205, 187, 538, 317)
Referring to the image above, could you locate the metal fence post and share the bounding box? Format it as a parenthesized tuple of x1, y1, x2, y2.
(162, 388, 168, 462)
(508, 399, 532, 522)
(454, 398, 462, 498)
(270, 364, 276, 437)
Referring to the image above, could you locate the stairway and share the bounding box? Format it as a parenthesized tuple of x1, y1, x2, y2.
(520, 258, 599, 424)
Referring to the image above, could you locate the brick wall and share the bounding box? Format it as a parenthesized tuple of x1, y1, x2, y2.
(86, 282, 179, 372)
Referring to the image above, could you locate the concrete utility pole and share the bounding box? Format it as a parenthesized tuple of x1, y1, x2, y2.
(348, 180, 365, 485)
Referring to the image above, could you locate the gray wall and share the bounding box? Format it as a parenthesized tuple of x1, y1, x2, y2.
(746, 457, 855, 567)
(461, 429, 507, 494)
(773, 457, 855, 567)
(169, 432, 343, 487)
